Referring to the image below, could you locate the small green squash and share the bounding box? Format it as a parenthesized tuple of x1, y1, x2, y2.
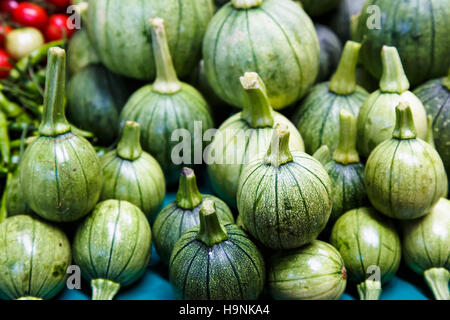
(120, 18, 213, 185)
(315, 24, 343, 83)
(73, 200, 152, 300)
(357, 46, 428, 158)
(5, 169, 33, 217)
(299, 0, 341, 17)
(100, 121, 165, 220)
(153, 167, 234, 264)
(237, 124, 332, 249)
(203, 0, 320, 110)
(67, 29, 99, 76)
(329, 0, 366, 42)
(402, 198, 450, 300)
(207, 72, 304, 207)
(330, 207, 402, 300)
(294, 41, 369, 154)
(19, 47, 102, 223)
(268, 240, 347, 300)
(169, 199, 265, 300)
(365, 103, 448, 220)
(0, 215, 71, 300)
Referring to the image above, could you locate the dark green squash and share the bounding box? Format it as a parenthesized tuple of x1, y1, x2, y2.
(67, 29, 99, 76)
(120, 18, 213, 185)
(299, 0, 341, 17)
(329, 0, 366, 42)
(315, 24, 343, 83)
(203, 0, 320, 110)
(365, 103, 448, 220)
(330, 207, 402, 300)
(100, 121, 165, 220)
(294, 41, 369, 154)
(237, 124, 332, 249)
(402, 198, 450, 300)
(5, 169, 33, 217)
(72, 200, 152, 300)
(354, 0, 450, 86)
(0, 215, 71, 300)
(268, 240, 347, 300)
(169, 199, 265, 300)
(19, 47, 102, 223)
(153, 168, 234, 264)
(207, 72, 304, 207)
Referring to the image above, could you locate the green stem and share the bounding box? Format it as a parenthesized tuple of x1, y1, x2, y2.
(264, 123, 293, 168)
(357, 279, 382, 300)
(312, 145, 331, 166)
(117, 121, 143, 160)
(379, 46, 410, 93)
(443, 68, 450, 91)
(425, 115, 436, 148)
(424, 268, 450, 300)
(392, 102, 417, 140)
(16, 297, 43, 300)
(176, 167, 202, 210)
(38, 47, 71, 136)
(91, 279, 121, 300)
(196, 199, 228, 247)
(232, 0, 263, 9)
(240, 72, 274, 128)
(332, 109, 360, 164)
(150, 18, 181, 94)
(329, 41, 361, 95)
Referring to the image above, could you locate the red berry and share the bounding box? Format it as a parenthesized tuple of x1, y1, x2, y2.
(45, 14, 75, 41)
(0, 49, 13, 78)
(12, 2, 49, 31)
(0, 0, 19, 14)
(46, 0, 72, 10)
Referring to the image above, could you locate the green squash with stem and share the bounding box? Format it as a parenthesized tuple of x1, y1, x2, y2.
(72, 200, 152, 300)
(207, 72, 304, 207)
(19, 47, 102, 223)
(120, 18, 213, 185)
(67, 28, 99, 76)
(169, 199, 265, 300)
(100, 121, 166, 220)
(294, 41, 369, 155)
(0, 215, 71, 300)
(329, 0, 366, 42)
(153, 167, 234, 264)
(330, 207, 402, 300)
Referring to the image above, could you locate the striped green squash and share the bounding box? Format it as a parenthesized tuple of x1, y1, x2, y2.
(203, 0, 320, 110)
(237, 124, 332, 250)
(100, 122, 165, 220)
(268, 240, 347, 300)
(67, 29, 99, 76)
(329, 0, 366, 42)
(0, 215, 71, 300)
(169, 200, 265, 300)
(153, 168, 234, 264)
(299, 0, 341, 17)
(330, 207, 402, 300)
(294, 41, 369, 155)
(315, 24, 343, 83)
(73, 200, 152, 300)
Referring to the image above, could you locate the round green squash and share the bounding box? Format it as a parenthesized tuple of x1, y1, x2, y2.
(354, 0, 450, 86)
(207, 72, 304, 208)
(100, 121, 166, 220)
(5, 169, 33, 217)
(299, 0, 341, 17)
(19, 48, 102, 223)
(329, 0, 366, 42)
(294, 41, 369, 154)
(365, 103, 448, 220)
(315, 24, 343, 83)
(153, 167, 234, 264)
(330, 207, 402, 300)
(169, 199, 265, 300)
(203, 0, 320, 110)
(87, 0, 214, 80)
(268, 240, 347, 300)
(73, 200, 152, 300)
(402, 198, 450, 300)
(120, 18, 213, 185)
(67, 29, 99, 76)
(0, 215, 71, 300)
(357, 46, 428, 158)
(237, 124, 332, 250)
(67, 64, 131, 145)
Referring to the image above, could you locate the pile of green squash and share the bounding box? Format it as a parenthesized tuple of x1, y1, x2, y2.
(0, 0, 448, 302)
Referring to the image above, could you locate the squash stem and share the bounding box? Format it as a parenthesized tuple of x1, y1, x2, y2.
(379, 46, 410, 94)
(16, 296, 43, 300)
(392, 102, 417, 140)
(265, 123, 293, 168)
(39, 47, 71, 137)
(329, 41, 361, 95)
(332, 110, 360, 164)
(425, 115, 436, 148)
(312, 145, 331, 166)
(443, 68, 450, 91)
(196, 199, 228, 247)
(91, 279, 121, 300)
(357, 279, 382, 300)
(240, 72, 274, 128)
(176, 167, 202, 210)
(232, 0, 263, 9)
(117, 121, 143, 160)
(424, 268, 450, 300)
(150, 18, 181, 94)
